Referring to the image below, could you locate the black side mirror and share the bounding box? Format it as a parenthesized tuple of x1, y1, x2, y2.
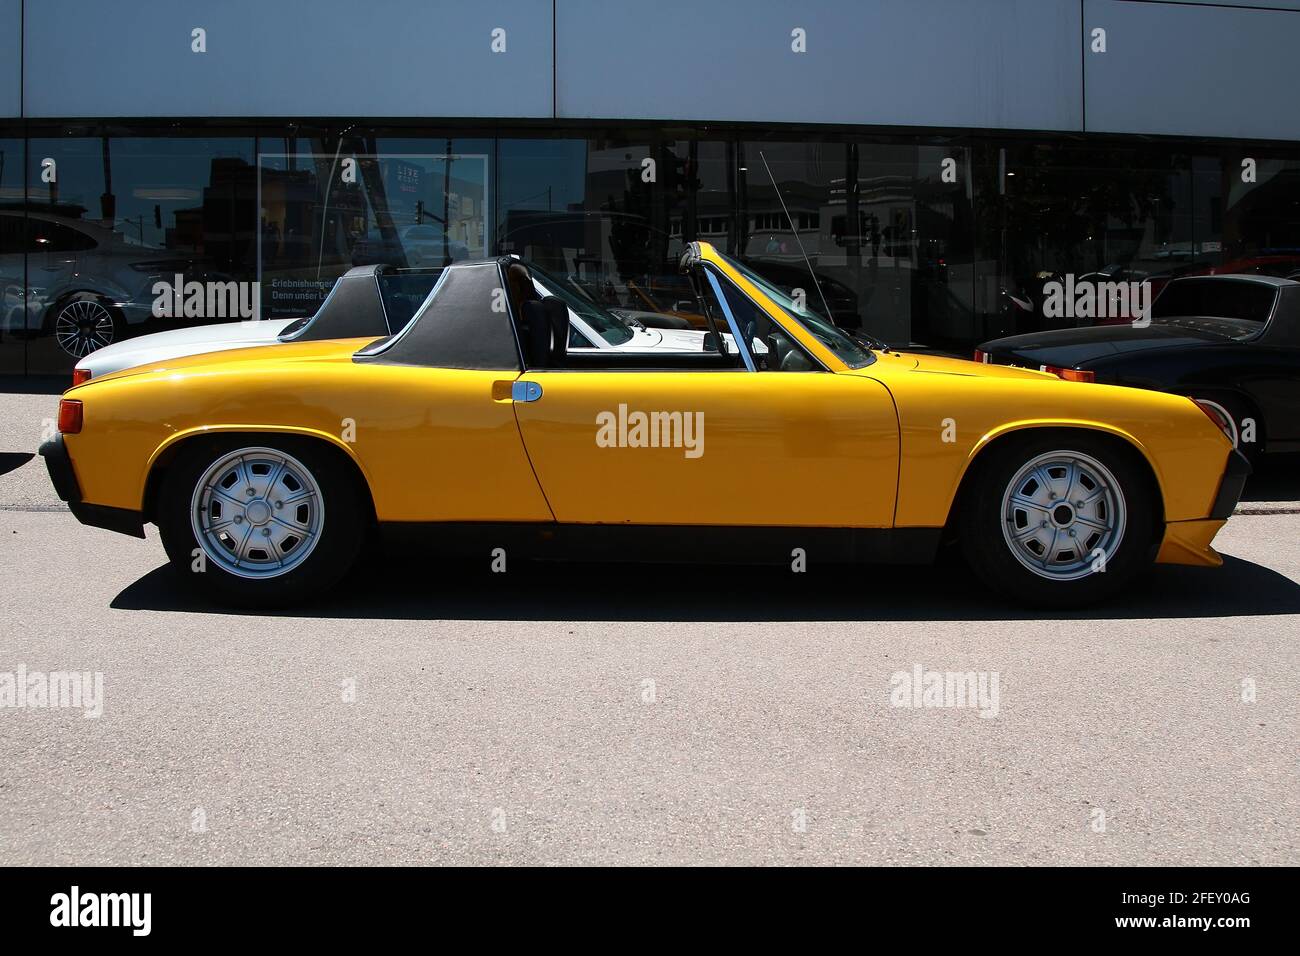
(541, 296, 569, 366)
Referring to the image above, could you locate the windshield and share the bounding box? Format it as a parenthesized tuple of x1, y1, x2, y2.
(715, 252, 875, 368)
(527, 263, 635, 346)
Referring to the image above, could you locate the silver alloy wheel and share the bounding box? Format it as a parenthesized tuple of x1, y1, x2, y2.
(54, 299, 116, 357)
(191, 447, 324, 580)
(1000, 450, 1127, 582)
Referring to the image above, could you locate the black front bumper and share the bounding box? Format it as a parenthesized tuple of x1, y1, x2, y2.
(1210, 448, 1252, 520)
(38, 435, 145, 538)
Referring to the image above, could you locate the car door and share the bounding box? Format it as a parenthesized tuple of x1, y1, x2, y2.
(511, 367, 898, 528)
(346, 259, 556, 524)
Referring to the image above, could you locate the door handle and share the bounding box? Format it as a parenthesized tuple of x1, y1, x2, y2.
(511, 380, 543, 403)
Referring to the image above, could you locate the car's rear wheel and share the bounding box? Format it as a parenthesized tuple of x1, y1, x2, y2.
(959, 433, 1158, 607)
(158, 438, 365, 607)
(52, 293, 124, 358)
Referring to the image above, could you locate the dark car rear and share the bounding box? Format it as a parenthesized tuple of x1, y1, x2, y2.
(975, 275, 1300, 458)
(976, 276, 1279, 371)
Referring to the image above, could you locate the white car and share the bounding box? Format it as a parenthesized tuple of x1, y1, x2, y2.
(73, 264, 407, 382)
(74, 316, 296, 382)
(2, 210, 239, 358)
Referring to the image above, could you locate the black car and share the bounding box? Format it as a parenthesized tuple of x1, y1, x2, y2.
(976, 275, 1300, 462)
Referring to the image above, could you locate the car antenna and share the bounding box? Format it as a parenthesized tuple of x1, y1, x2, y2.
(316, 124, 356, 283)
(758, 150, 887, 352)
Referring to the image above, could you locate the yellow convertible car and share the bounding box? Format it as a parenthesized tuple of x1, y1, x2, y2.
(39, 242, 1249, 608)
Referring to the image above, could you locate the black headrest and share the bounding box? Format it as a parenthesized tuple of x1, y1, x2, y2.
(541, 297, 569, 367)
(507, 262, 539, 307)
(521, 297, 570, 368)
(522, 300, 551, 367)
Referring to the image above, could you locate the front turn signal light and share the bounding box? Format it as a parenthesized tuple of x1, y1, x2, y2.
(1041, 365, 1095, 383)
(1192, 398, 1237, 444)
(57, 399, 83, 434)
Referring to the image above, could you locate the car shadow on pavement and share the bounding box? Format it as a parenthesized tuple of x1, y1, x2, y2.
(0, 452, 35, 477)
(1241, 452, 1300, 504)
(113, 552, 1300, 623)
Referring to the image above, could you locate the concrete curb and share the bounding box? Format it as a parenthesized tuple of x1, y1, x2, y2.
(1234, 502, 1300, 515)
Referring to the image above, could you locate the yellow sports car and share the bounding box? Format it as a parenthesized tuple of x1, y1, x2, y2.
(39, 242, 1250, 608)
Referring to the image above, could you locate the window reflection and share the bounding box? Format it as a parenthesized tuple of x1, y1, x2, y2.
(496, 136, 700, 330)
(258, 133, 490, 319)
(0, 136, 25, 374)
(6, 125, 1300, 378)
(976, 143, 1203, 339)
(20, 133, 255, 373)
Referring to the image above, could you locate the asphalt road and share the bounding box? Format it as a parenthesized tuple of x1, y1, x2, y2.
(1, 391, 1297, 865)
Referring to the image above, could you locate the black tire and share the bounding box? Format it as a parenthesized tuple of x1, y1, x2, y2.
(958, 432, 1159, 608)
(157, 436, 366, 608)
(49, 292, 125, 358)
(1189, 393, 1263, 467)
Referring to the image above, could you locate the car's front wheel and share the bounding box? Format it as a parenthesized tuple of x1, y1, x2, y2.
(158, 438, 366, 607)
(959, 434, 1158, 608)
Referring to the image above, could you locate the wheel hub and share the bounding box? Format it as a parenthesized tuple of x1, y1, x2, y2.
(245, 500, 271, 525)
(1051, 503, 1075, 527)
(190, 448, 324, 580)
(1000, 450, 1127, 582)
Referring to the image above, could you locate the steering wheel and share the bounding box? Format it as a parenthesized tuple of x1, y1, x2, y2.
(780, 347, 813, 372)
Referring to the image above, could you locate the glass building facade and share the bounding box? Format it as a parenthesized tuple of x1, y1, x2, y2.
(3, 120, 1299, 378)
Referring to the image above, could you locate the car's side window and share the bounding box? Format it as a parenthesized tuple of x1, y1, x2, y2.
(377, 268, 443, 333)
(697, 269, 819, 372)
(507, 261, 748, 372)
(31, 220, 97, 253)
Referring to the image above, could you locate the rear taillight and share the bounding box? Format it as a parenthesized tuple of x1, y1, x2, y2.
(1192, 398, 1238, 445)
(71, 368, 91, 387)
(1040, 365, 1095, 383)
(973, 349, 991, 363)
(57, 399, 83, 434)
